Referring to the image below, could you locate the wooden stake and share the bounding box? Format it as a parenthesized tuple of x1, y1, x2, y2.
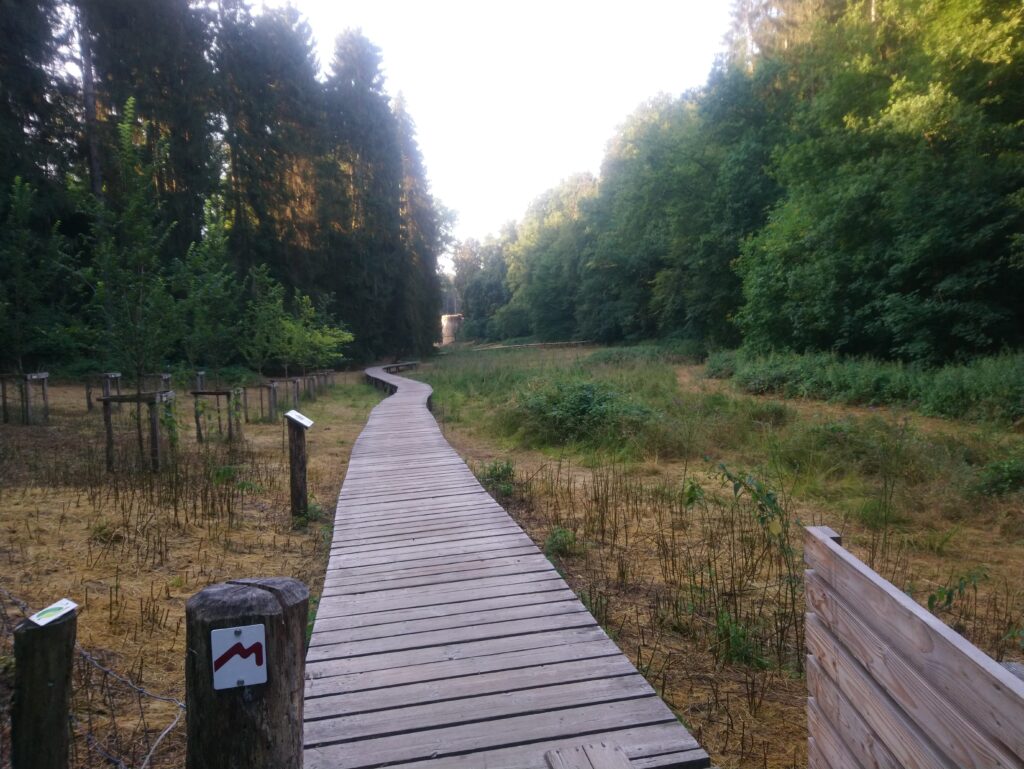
(148, 401, 161, 472)
(287, 416, 308, 518)
(103, 399, 114, 472)
(22, 377, 31, 424)
(13, 609, 76, 769)
(194, 396, 204, 443)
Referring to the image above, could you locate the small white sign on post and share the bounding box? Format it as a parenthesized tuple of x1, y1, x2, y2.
(29, 598, 77, 627)
(211, 624, 267, 690)
(284, 410, 313, 429)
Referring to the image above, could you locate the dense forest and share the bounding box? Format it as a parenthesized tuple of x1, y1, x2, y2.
(0, 0, 447, 375)
(453, 0, 1024, 365)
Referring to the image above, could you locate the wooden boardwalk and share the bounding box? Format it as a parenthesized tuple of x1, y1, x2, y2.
(303, 365, 710, 769)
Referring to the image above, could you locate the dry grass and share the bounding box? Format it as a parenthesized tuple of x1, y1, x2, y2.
(0, 373, 380, 768)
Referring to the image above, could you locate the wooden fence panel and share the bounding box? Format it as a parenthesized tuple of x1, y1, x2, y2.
(804, 526, 1024, 769)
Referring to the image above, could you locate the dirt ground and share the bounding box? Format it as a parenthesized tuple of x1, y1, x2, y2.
(0, 374, 379, 767)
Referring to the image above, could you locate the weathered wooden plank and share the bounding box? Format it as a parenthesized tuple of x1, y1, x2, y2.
(320, 573, 567, 605)
(331, 521, 524, 552)
(805, 615, 957, 768)
(307, 611, 597, 662)
(806, 654, 900, 769)
(303, 697, 684, 769)
(325, 534, 537, 569)
(806, 696, 866, 769)
(805, 528, 1024, 760)
(546, 743, 634, 769)
(311, 588, 577, 631)
(806, 572, 1020, 768)
(305, 625, 613, 679)
(304, 675, 655, 746)
(323, 561, 557, 596)
(305, 654, 639, 721)
(324, 550, 546, 585)
(305, 638, 622, 698)
(377, 724, 709, 769)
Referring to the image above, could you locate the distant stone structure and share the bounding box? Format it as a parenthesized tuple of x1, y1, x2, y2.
(441, 313, 463, 345)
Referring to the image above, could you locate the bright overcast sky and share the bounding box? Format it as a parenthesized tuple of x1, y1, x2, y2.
(263, 1, 734, 243)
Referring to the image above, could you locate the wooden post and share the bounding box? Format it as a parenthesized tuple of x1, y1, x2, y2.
(22, 377, 32, 424)
(148, 401, 161, 472)
(41, 376, 49, 424)
(2, 377, 9, 423)
(286, 413, 310, 518)
(103, 399, 114, 472)
(267, 383, 277, 423)
(185, 578, 308, 769)
(242, 387, 249, 424)
(12, 609, 77, 769)
(194, 396, 204, 443)
(86, 380, 94, 412)
(229, 389, 243, 442)
(195, 370, 206, 390)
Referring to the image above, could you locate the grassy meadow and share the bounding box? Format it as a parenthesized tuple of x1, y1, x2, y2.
(414, 344, 1024, 769)
(0, 374, 381, 767)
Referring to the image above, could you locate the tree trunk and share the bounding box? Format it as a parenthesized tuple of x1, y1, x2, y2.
(77, 3, 103, 198)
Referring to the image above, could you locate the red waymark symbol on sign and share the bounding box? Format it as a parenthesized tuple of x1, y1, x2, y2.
(213, 641, 264, 673)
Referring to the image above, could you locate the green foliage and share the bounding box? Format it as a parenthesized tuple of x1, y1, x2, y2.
(544, 527, 577, 558)
(476, 459, 516, 499)
(83, 99, 177, 382)
(504, 377, 655, 450)
(172, 199, 241, 370)
(972, 456, 1024, 497)
(239, 265, 288, 374)
(715, 610, 769, 669)
(0, 177, 70, 370)
(705, 350, 1024, 424)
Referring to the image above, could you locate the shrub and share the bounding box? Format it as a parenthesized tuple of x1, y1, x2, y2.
(972, 456, 1024, 497)
(504, 377, 654, 450)
(477, 459, 516, 498)
(704, 350, 738, 379)
(544, 527, 577, 558)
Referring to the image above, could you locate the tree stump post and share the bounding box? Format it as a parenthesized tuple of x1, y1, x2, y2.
(102, 398, 115, 472)
(285, 412, 311, 518)
(148, 401, 161, 471)
(229, 389, 243, 442)
(194, 396, 204, 443)
(41, 376, 49, 424)
(185, 578, 308, 769)
(268, 383, 278, 423)
(22, 377, 32, 424)
(12, 609, 77, 769)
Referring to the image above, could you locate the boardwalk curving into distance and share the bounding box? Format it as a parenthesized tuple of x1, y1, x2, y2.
(303, 365, 710, 769)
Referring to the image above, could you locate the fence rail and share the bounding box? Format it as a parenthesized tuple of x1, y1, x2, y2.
(804, 526, 1024, 769)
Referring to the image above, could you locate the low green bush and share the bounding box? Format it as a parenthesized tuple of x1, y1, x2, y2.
(503, 377, 655, 451)
(972, 456, 1024, 496)
(477, 459, 516, 498)
(708, 350, 1024, 424)
(544, 527, 577, 558)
